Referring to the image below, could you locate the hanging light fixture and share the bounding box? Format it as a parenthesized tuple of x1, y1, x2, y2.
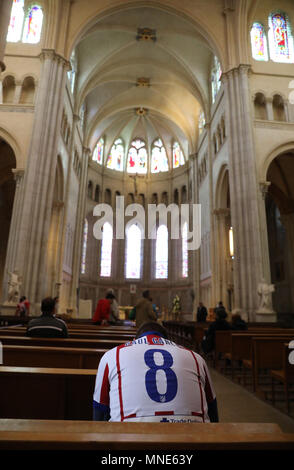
(229, 226, 234, 258)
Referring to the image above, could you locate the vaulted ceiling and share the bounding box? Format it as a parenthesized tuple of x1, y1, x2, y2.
(74, 5, 215, 160)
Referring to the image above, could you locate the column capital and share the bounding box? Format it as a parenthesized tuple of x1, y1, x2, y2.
(189, 153, 198, 161)
(222, 64, 252, 80)
(259, 181, 271, 200)
(39, 49, 71, 71)
(12, 168, 25, 184)
(213, 208, 230, 218)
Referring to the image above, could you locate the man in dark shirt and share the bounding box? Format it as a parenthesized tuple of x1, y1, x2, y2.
(196, 302, 208, 322)
(26, 297, 68, 338)
(201, 307, 231, 353)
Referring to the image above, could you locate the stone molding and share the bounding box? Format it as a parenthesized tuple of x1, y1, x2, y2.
(39, 49, 71, 71)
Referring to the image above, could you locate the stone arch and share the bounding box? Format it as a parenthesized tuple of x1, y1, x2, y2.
(272, 94, 286, 122)
(261, 141, 294, 181)
(265, 148, 294, 316)
(0, 138, 16, 298)
(19, 76, 36, 104)
(254, 92, 267, 120)
(2, 75, 16, 103)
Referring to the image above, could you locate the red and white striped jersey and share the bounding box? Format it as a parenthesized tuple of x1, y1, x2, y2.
(93, 334, 216, 422)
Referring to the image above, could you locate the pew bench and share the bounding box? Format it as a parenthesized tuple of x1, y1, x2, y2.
(0, 366, 96, 420)
(0, 335, 126, 349)
(0, 328, 135, 341)
(0, 420, 293, 450)
(1, 345, 105, 369)
(271, 343, 294, 414)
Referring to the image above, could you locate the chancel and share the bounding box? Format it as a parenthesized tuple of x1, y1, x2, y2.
(0, 0, 294, 454)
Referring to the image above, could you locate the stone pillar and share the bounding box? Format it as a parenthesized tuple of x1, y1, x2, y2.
(265, 98, 274, 121)
(1, 169, 25, 303)
(13, 80, 22, 104)
(223, 65, 266, 321)
(189, 152, 200, 320)
(69, 147, 91, 315)
(0, 0, 12, 74)
(213, 208, 231, 307)
(2, 50, 69, 313)
(206, 123, 217, 309)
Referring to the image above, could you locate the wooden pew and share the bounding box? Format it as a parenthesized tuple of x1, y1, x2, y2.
(0, 328, 135, 342)
(0, 335, 127, 349)
(2, 345, 105, 369)
(271, 343, 294, 413)
(252, 335, 294, 394)
(0, 420, 293, 450)
(0, 366, 96, 420)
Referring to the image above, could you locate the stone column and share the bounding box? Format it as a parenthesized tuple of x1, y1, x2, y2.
(205, 123, 217, 309)
(223, 65, 266, 321)
(189, 152, 200, 320)
(1, 169, 25, 303)
(213, 208, 231, 306)
(13, 80, 22, 104)
(69, 147, 91, 314)
(265, 98, 274, 121)
(0, 0, 12, 74)
(2, 50, 69, 312)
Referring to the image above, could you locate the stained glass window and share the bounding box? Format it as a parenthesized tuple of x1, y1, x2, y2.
(22, 5, 43, 44)
(173, 142, 185, 169)
(268, 12, 294, 63)
(151, 139, 169, 173)
(81, 219, 88, 274)
(155, 225, 168, 279)
(182, 222, 188, 278)
(100, 222, 113, 277)
(93, 138, 104, 164)
(125, 224, 142, 279)
(7, 0, 24, 42)
(107, 138, 124, 171)
(127, 139, 147, 174)
(198, 110, 206, 134)
(250, 23, 268, 61)
(211, 56, 222, 103)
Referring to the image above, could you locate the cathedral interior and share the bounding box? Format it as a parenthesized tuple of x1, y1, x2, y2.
(0, 0, 294, 325)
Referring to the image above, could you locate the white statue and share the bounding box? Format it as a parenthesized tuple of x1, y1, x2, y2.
(7, 269, 22, 304)
(257, 279, 275, 313)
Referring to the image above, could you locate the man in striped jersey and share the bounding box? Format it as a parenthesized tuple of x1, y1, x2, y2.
(93, 321, 218, 422)
(26, 297, 68, 338)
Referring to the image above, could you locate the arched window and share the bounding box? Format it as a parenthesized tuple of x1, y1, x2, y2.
(68, 51, 76, 94)
(125, 224, 142, 279)
(211, 56, 222, 103)
(182, 222, 188, 278)
(127, 139, 147, 174)
(151, 139, 169, 173)
(22, 5, 43, 44)
(250, 23, 268, 61)
(7, 0, 24, 42)
(254, 93, 267, 120)
(107, 138, 124, 171)
(81, 219, 88, 274)
(172, 142, 185, 169)
(198, 110, 206, 134)
(155, 225, 168, 279)
(268, 12, 294, 63)
(93, 138, 104, 164)
(100, 222, 113, 277)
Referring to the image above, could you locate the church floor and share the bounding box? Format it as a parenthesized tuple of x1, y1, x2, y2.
(210, 368, 294, 433)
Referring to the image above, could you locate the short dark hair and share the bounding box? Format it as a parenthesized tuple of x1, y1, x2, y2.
(135, 321, 169, 339)
(216, 307, 227, 320)
(20, 296, 26, 302)
(142, 290, 150, 299)
(41, 297, 56, 315)
(106, 292, 115, 299)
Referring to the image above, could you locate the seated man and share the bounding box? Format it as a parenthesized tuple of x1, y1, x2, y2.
(93, 321, 218, 423)
(26, 297, 68, 338)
